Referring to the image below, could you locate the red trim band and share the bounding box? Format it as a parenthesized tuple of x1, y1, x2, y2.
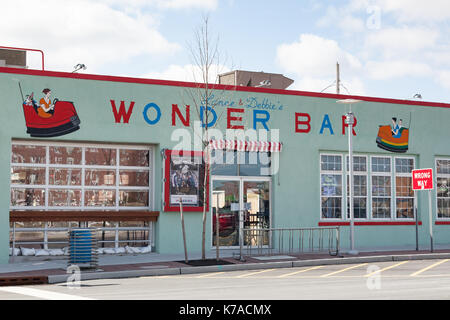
(435, 221, 450, 225)
(319, 221, 422, 226)
(1, 67, 450, 109)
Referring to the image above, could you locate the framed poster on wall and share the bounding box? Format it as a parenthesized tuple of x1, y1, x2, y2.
(163, 149, 208, 212)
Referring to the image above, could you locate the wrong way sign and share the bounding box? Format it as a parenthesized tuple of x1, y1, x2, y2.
(412, 168, 433, 190)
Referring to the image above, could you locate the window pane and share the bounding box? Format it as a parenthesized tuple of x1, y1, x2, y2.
(119, 170, 149, 186)
(49, 146, 82, 165)
(372, 198, 391, 218)
(346, 156, 367, 172)
(11, 145, 46, 164)
(321, 155, 341, 171)
(85, 169, 116, 186)
(396, 176, 413, 197)
(347, 197, 367, 219)
(85, 148, 116, 166)
(372, 157, 391, 172)
(395, 158, 414, 173)
(49, 189, 82, 207)
(119, 149, 149, 167)
(396, 198, 414, 219)
(321, 197, 342, 219)
(347, 175, 367, 196)
(10, 188, 45, 206)
(321, 174, 342, 196)
(11, 167, 46, 185)
(437, 160, 450, 174)
(438, 198, 450, 218)
(211, 150, 238, 176)
(119, 190, 149, 207)
(437, 178, 449, 197)
(49, 168, 82, 185)
(372, 176, 391, 196)
(85, 190, 116, 206)
(239, 152, 271, 176)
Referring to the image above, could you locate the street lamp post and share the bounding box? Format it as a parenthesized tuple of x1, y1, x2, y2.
(337, 99, 361, 255)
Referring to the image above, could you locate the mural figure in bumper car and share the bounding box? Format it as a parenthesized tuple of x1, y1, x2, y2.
(376, 116, 409, 153)
(22, 88, 80, 137)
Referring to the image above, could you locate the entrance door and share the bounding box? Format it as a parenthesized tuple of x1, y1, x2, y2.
(211, 177, 270, 248)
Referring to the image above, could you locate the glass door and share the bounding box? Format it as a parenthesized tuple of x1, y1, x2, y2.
(212, 177, 270, 248)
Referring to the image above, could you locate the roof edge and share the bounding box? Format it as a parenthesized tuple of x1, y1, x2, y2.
(1, 66, 449, 109)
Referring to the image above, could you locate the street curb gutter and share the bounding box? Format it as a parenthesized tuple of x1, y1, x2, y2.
(47, 253, 450, 284)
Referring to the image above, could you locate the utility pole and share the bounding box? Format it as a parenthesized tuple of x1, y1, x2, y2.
(336, 62, 340, 94)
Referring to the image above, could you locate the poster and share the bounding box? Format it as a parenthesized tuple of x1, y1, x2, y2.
(164, 149, 208, 212)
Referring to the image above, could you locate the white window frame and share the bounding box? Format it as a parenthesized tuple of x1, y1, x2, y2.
(10, 140, 154, 211)
(370, 156, 393, 220)
(345, 155, 368, 221)
(320, 153, 344, 220)
(394, 156, 416, 221)
(436, 157, 450, 221)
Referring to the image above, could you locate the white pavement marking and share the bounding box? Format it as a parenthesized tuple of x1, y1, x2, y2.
(410, 259, 449, 277)
(0, 287, 95, 300)
(364, 261, 409, 277)
(236, 269, 275, 278)
(277, 266, 324, 278)
(320, 263, 368, 278)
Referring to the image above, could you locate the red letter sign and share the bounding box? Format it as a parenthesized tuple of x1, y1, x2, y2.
(227, 108, 244, 129)
(295, 113, 311, 133)
(111, 100, 135, 123)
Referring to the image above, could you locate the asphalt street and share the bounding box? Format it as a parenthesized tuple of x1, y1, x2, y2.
(1, 259, 450, 300)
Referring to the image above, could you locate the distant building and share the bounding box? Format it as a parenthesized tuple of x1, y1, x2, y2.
(218, 70, 294, 90)
(0, 49, 26, 68)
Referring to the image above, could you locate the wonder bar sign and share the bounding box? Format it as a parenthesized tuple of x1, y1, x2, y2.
(412, 168, 433, 190)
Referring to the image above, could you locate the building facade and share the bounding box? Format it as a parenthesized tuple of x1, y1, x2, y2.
(0, 66, 449, 264)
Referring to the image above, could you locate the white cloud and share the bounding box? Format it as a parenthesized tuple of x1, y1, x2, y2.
(100, 0, 218, 10)
(366, 60, 432, 80)
(316, 5, 365, 32)
(276, 34, 364, 94)
(374, 0, 450, 22)
(365, 27, 439, 58)
(276, 34, 362, 78)
(437, 70, 450, 89)
(1, 0, 180, 72)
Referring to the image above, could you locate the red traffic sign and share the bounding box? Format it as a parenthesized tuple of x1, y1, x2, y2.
(412, 168, 434, 190)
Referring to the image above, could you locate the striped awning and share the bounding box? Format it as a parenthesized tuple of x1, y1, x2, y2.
(209, 140, 282, 152)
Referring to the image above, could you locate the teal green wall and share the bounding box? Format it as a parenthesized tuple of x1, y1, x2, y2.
(0, 70, 449, 263)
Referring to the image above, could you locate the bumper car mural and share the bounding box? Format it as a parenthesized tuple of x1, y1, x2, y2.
(376, 117, 409, 153)
(21, 87, 80, 137)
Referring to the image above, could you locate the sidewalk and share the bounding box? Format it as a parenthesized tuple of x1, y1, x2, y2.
(1, 248, 450, 286)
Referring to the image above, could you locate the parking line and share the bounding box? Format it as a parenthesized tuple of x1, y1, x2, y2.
(410, 259, 449, 277)
(320, 263, 368, 278)
(196, 272, 225, 278)
(0, 287, 94, 300)
(364, 261, 409, 277)
(277, 266, 324, 278)
(236, 269, 275, 278)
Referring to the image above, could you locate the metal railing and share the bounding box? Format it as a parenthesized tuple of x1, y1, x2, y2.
(239, 226, 340, 260)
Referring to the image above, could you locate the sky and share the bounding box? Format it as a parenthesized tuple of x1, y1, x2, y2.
(2, 0, 450, 103)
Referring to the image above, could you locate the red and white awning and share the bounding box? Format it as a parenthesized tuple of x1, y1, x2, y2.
(209, 140, 282, 152)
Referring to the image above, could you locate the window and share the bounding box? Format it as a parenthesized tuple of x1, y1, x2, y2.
(346, 156, 368, 219)
(395, 158, 414, 219)
(320, 154, 343, 219)
(10, 142, 153, 210)
(320, 153, 416, 221)
(211, 150, 271, 176)
(371, 156, 392, 219)
(437, 159, 450, 219)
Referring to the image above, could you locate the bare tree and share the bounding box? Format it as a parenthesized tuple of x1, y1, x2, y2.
(185, 16, 233, 261)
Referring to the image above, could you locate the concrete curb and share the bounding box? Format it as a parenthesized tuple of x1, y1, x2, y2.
(45, 252, 450, 284)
